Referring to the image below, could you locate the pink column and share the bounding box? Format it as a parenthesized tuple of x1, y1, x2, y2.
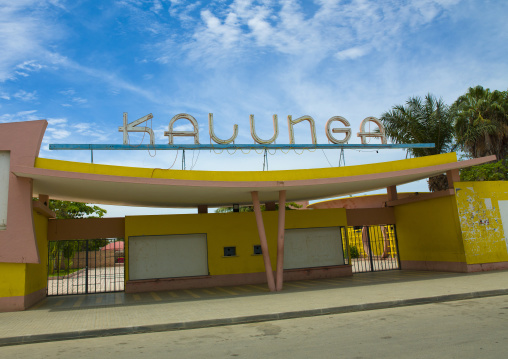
(446, 169, 460, 189)
(387, 185, 398, 202)
(0, 120, 47, 263)
(276, 190, 286, 291)
(251, 191, 276, 292)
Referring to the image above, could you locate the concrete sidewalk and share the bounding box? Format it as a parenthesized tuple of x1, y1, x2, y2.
(1, 270, 507, 347)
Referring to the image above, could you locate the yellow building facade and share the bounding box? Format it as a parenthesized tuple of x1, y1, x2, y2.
(1, 120, 506, 311)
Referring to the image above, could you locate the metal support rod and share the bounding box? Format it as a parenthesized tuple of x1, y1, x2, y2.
(263, 149, 268, 171)
(339, 148, 345, 167)
(343, 226, 351, 264)
(393, 225, 402, 270)
(85, 240, 89, 294)
(276, 190, 286, 291)
(251, 191, 276, 292)
(365, 227, 375, 272)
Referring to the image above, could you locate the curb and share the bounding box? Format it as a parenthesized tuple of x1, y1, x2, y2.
(1, 288, 507, 347)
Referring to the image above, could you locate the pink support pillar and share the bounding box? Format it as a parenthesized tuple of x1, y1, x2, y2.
(446, 169, 460, 189)
(251, 191, 276, 292)
(0, 120, 47, 263)
(276, 190, 286, 291)
(387, 185, 398, 202)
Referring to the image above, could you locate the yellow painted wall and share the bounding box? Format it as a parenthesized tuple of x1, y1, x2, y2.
(25, 212, 48, 295)
(455, 181, 508, 264)
(0, 211, 48, 299)
(394, 196, 466, 263)
(125, 208, 347, 280)
(0, 263, 26, 298)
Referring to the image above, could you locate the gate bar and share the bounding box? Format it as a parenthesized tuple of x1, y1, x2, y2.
(85, 240, 89, 294)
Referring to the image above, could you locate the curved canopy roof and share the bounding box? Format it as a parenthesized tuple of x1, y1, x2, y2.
(12, 152, 495, 208)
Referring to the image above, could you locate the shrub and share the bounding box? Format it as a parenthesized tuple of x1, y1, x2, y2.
(349, 245, 360, 259)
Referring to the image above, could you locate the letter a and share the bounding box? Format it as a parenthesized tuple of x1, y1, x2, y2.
(164, 113, 200, 144)
(357, 117, 387, 144)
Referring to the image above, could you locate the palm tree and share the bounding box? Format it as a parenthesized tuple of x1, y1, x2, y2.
(380, 94, 455, 191)
(452, 86, 508, 160)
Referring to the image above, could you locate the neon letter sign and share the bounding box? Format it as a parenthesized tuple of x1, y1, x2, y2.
(250, 114, 279, 144)
(209, 113, 238, 144)
(120, 113, 387, 145)
(165, 113, 200, 144)
(287, 115, 317, 144)
(118, 113, 155, 145)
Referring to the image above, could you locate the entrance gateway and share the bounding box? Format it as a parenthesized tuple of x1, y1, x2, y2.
(47, 114, 409, 295)
(0, 119, 502, 311)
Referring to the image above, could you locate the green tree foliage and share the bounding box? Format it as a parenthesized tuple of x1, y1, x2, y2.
(380, 94, 455, 191)
(460, 159, 508, 181)
(47, 200, 107, 273)
(451, 86, 508, 182)
(452, 86, 508, 160)
(49, 200, 107, 219)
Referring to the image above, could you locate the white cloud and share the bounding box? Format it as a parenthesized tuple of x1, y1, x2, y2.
(168, 0, 202, 24)
(16, 109, 38, 116)
(0, 1, 59, 82)
(155, 0, 464, 66)
(335, 46, 370, 60)
(46, 127, 71, 139)
(197, 9, 242, 48)
(34, 116, 111, 144)
(71, 122, 110, 141)
(72, 97, 88, 105)
(14, 60, 46, 77)
(173, 123, 194, 131)
(58, 88, 87, 106)
(12, 90, 37, 102)
(51, 54, 171, 105)
(0, 109, 39, 123)
(13, 89, 37, 101)
(73, 123, 91, 132)
(47, 118, 67, 125)
(150, 0, 163, 13)
(60, 89, 76, 96)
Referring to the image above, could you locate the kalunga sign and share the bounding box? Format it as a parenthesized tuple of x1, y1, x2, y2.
(119, 113, 387, 146)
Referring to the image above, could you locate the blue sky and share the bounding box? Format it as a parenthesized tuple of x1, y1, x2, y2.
(1, 0, 507, 216)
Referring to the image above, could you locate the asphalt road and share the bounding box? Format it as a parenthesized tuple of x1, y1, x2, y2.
(2, 295, 507, 358)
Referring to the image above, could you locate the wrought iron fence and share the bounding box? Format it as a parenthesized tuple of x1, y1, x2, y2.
(47, 239, 124, 296)
(344, 225, 400, 273)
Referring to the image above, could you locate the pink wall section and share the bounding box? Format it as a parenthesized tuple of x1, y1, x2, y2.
(0, 120, 47, 263)
(0, 287, 46, 312)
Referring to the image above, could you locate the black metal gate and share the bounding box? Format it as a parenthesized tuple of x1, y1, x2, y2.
(345, 225, 400, 273)
(47, 239, 124, 296)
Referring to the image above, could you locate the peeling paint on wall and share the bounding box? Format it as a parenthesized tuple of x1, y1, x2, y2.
(499, 200, 508, 252)
(484, 198, 493, 210)
(455, 182, 508, 264)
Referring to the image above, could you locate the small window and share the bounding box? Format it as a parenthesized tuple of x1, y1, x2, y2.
(253, 245, 262, 255)
(224, 246, 236, 257)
